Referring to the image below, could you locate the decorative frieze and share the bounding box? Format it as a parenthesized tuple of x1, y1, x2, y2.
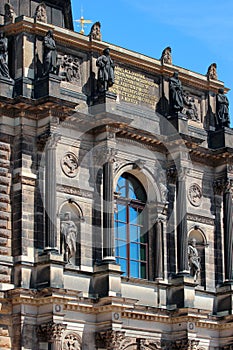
(61, 152, 79, 177)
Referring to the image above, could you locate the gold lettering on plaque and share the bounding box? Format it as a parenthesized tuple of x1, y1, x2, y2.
(110, 66, 158, 108)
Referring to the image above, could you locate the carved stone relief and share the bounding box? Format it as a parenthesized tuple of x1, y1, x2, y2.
(59, 54, 82, 83)
(61, 152, 79, 177)
(63, 332, 81, 350)
(183, 93, 199, 121)
(188, 184, 202, 207)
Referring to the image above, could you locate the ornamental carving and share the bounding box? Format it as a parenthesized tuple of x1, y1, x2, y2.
(37, 321, 66, 342)
(59, 55, 82, 83)
(139, 338, 162, 349)
(96, 330, 134, 350)
(188, 184, 202, 207)
(183, 93, 199, 121)
(61, 152, 79, 177)
(162, 339, 200, 349)
(206, 63, 217, 80)
(63, 332, 81, 350)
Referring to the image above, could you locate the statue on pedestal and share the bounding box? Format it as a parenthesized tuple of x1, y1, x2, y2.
(43, 30, 58, 76)
(0, 32, 12, 80)
(161, 46, 172, 65)
(61, 212, 78, 263)
(169, 71, 184, 115)
(188, 238, 201, 282)
(96, 47, 115, 92)
(206, 63, 217, 80)
(216, 88, 230, 128)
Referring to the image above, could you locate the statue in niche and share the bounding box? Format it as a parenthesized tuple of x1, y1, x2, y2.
(43, 30, 58, 76)
(61, 212, 78, 263)
(183, 93, 199, 121)
(96, 47, 115, 92)
(169, 71, 184, 115)
(4, 3, 16, 25)
(188, 238, 201, 282)
(34, 2, 47, 23)
(60, 55, 81, 83)
(89, 21, 102, 41)
(0, 32, 12, 79)
(216, 88, 230, 128)
(161, 46, 172, 65)
(206, 63, 217, 80)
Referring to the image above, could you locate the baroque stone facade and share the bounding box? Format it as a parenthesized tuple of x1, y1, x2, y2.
(0, 1, 233, 349)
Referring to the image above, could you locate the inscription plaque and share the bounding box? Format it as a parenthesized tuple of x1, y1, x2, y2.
(110, 65, 159, 109)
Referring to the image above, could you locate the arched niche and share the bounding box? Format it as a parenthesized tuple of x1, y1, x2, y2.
(188, 227, 207, 287)
(59, 201, 83, 266)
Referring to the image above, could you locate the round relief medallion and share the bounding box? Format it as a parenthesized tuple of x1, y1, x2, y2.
(61, 152, 78, 177)
(188, 183, 202, 207)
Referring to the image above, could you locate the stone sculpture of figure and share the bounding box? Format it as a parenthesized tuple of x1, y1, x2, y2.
(206, 63, 217, 80)
(4, 3, 16, 25)
(161, 46, 172, 65)
(183, 93, 199, 121)
(169, 71, 184, 115)
(216, 88, 230, 128)
(96, 47, 115, 92)
(89, 21, 102, 41)
(34, 2, 47, 23)
(43, 29, 58, 76)
(61, 212, 78, 263)
(0, 32, 11, 79)
(188, 238, 201, 282)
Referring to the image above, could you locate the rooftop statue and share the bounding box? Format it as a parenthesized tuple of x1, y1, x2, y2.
(96, 47, 115, 92)
(4, 2, 16, 25)
(89, 21, 102, 41)
(206, 63, 217, 80)
(34, 2, 47, 23)
(161, 46, 172, 65)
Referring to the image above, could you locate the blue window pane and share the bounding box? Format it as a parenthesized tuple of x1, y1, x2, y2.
(116, 241, 127, 258)
(130, 225, 138, 242)
(117, 204, 127, 222)
(130, 243, 140, 260)
(118, 258, 127, 276)
(129, 206, 138, 223)
(128, 185, 136, 199)
(115, 222, 127, 240)
(130, 260, 139, 278)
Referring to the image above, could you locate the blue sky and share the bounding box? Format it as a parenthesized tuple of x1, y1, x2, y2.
(71, 0, 233, 122)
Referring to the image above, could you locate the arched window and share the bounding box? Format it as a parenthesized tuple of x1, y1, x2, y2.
(114, 173, 148, 279)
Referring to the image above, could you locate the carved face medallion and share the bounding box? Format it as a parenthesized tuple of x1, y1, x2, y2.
(61, 152, 78, 177)
(188, 183, 202, 207)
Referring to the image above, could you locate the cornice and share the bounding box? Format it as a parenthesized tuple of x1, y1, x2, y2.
(3, 18, 228, 94)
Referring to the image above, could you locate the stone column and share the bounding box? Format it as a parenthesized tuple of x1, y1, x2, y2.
(155, 219, 163, 279)
(223, 180, 233, 281)
(45, 133, 60, 252)
(102, 152, 115, 261)
(176, 169, 189, 274)
(37, 321, 66, 350)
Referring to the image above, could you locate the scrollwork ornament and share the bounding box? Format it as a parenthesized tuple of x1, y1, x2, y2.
(61, 152, 79, 178)
(188, 183, 202, 207)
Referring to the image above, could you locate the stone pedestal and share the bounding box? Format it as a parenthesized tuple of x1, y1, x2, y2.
(168, 275, 197, 308)
(209, 127, 233, 149)
(93, 263, 122, 298)
(14, 77, 33, 98)
(160, 113, 188, 136)
(34, 73, 61, 99)
(36, 252, 64, 289)
(0, 77, 14, 98)
(217, 282, 233, 315)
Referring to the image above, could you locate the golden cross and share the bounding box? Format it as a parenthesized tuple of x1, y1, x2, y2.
(74, 15, 92, 35)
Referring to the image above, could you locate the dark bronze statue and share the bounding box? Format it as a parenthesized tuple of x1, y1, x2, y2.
(96, 47, 115, 92)
(43, 29, 58, 76)
(169, 71, 183, 115)
(216, 88, 230, 128)
(0, 32, 11, 79)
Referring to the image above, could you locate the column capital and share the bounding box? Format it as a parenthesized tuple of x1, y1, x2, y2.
(37, 321, 66, 343)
